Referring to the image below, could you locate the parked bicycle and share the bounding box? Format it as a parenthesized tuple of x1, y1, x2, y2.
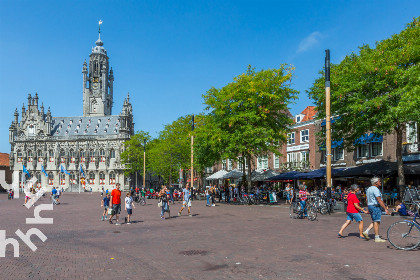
(133, 195, 146, 206)
(289, 200, 317, 221)
(387, 202, 420, 250)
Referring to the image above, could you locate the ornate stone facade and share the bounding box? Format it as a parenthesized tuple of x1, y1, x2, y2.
(9, 33, 134, 192)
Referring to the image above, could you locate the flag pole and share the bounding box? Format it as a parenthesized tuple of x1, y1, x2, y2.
(325, 49, 332, 189)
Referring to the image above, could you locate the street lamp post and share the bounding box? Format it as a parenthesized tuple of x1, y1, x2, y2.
(325, 49, 332, 189)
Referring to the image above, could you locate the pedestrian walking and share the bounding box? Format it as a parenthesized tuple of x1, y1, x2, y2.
(169, 184, 175, 204)
(285, 184, 291, 205)
(178, 183, 192, 217)
(125, 192, 135, 224)
(362, 177, 389, 242)
(205, 186, 211, 206)
(109, 183, 122, 225)
(298, 185, 308, 218)
(158, 185, 170, 219)
(338, 184, 369, 239)
(210, 185, 216, 206)
(101, 194, 110, 221)
(51, 187, 59, 205)
(55, 187, 61, 204)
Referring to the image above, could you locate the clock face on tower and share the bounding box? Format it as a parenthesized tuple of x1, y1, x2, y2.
(92, 83, 99, 90)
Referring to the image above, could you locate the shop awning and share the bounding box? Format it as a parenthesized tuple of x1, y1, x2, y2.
(298, 168, 344, 179)
(267, 171, 302, 180)
(335, 160, 420, 177)
(206, 169, 228, 180)
(222, 169, 244, 180)
(251, 169, 279, 181)
(354, 133, 383, 145)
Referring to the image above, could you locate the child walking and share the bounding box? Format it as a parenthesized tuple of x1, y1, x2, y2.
(101, 194, 110, 221)
(125, 192, 135, 224)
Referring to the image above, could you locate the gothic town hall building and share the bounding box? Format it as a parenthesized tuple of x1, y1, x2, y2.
(9, 33, 134, 192)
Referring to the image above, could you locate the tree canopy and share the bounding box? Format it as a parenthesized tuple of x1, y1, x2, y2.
(308, 17, 420, 187)
(203, 64, 298, 190)
(120, 130, 151, 177)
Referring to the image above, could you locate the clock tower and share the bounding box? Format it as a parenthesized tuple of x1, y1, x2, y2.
(82, 22, 114, 116)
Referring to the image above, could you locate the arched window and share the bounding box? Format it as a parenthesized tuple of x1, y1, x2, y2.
(27, 150, 33, 162)
(37, 150, 43, 162)
(49, 150, 54, 162)
(60, 149, 65, 163)
(89, 150, 95, 162)
(100, 149, 105, 162)
(70, 149, 76, 163)
(80, 150, 85, 163)
(48, 172, 54, 185)
(110, 149, 115, 159)
(59, 172, 66, 185)
(36, 172, 42, 187)
(89, 172, 95, 185)
(69, 172, 76, 184)
(99, 172, 105, 185)
(109, 172, 115, 185)
(17, 150, 22, 163)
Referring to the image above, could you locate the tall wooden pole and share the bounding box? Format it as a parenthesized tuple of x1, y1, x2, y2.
(325, 49, 332, 188)
(143, 139, 146, 189)
(191, 115, 194, 189)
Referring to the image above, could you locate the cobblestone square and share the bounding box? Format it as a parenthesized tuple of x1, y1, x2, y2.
(0, 193, 418, 280)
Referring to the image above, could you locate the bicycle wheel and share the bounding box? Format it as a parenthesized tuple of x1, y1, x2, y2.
(140, 198, 146, 206)
(320, 206, 328, 215)
(308, 206, 317, 221)
(289, 202, 300, 219)
(387, 221, 420, 250)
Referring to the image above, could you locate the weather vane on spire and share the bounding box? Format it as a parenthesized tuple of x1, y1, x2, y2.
(98, 20, 103, 38)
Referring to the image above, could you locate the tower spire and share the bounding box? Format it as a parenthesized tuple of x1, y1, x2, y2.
(98, 20, 103, 40)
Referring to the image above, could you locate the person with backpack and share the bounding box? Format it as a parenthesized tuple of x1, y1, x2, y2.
(158, 186, 170, 219)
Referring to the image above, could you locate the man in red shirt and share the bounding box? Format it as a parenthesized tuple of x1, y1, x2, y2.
(338, 184, 369, 239)
(109, 183, 122, 225)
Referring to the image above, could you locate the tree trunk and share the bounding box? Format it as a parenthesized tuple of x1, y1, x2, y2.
(246, 154, 252, 193)
(395, 126, 405, 199)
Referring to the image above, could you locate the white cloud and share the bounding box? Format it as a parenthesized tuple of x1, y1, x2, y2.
(297, 31, 322, 53)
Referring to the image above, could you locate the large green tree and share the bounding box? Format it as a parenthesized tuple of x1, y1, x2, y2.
(120, 130, 151, 177)
(147, 115, 192, 185)
(308, 17, 420, 190)
(203, 65, 298, 191)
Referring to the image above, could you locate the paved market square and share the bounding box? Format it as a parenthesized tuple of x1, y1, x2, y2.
(0, 193, 418, 280)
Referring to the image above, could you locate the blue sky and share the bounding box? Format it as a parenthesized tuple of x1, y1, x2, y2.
(0, 0, 419, 152)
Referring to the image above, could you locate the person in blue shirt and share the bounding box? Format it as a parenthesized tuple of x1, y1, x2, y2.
(51, 187, 58, 205)
(362, 177, 390, 242)
(392, 200, 408, 216)
(101, 194, 111, 221)
(178, 183, 192, 217)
